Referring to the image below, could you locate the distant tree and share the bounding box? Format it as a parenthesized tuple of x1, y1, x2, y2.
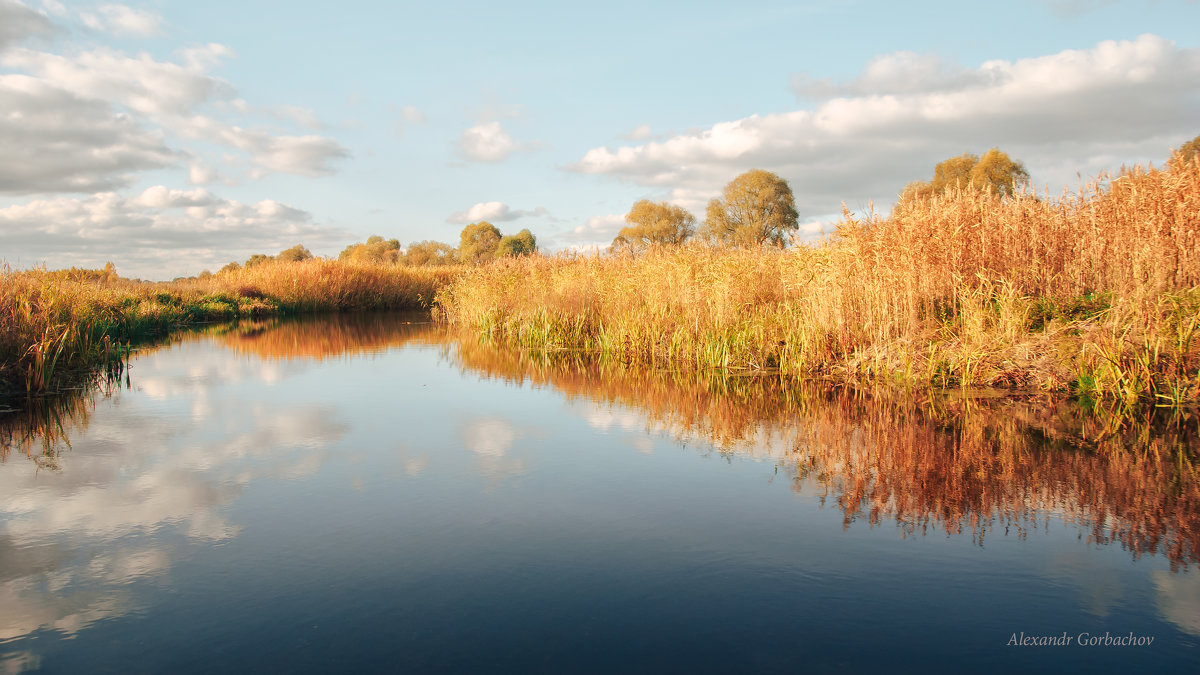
(968, 148, 1029, 197)
(245, 254, 273, 268)
(1171, 133, 1200, 166)
(496, 229, 537, 258)
(277, 244, 314, 262)
(339, 235, 401, 264)
(702, 169, 798, 247)
(929, 153, 979, 193)
(403, 240, 457, 266)
(901, 148, 1029, 206)
(458, 221, 502, 263)
(220, 261, 241, 274)
(611, 200, 695, 253)
(197, 269, 213, 279)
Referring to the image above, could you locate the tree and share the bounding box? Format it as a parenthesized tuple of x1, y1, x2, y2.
(902, 148, 1029, 205)
(1171, 133, 1200, 166)
(277, 244, 313, 262)
(458, 221, 502, 263)
(220, 261, 241, 274)
(497, 229, 537, 258)
(339, 235, 401, 264)
(702, 169, 798, 247)
(245, 253, 273, 268)
(403, 240, 457, 266)
(968, 148, 1029, 197)
(611, 200, 695, 253)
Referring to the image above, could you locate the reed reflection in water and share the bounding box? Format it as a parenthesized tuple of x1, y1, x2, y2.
(442, 334, 1200, 569)
(1, 312, 1198, 672)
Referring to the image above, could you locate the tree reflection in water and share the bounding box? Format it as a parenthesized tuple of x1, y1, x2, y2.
(3, 313, 1196, 568)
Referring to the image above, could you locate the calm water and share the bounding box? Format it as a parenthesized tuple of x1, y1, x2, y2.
(1, 313, 1198, 673)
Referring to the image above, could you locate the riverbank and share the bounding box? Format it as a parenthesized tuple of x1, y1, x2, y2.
(0, 260, 458, 395)
(438, 159, 1200, 403)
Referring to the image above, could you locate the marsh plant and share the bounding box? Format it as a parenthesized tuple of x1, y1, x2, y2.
(439, 157, 1200, 402)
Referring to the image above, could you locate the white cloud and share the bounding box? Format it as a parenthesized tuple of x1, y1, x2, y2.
(620, 123, 653, 141)
(187, 160, 218, 186)
(0, 0, 56, 51)
(96, 3, 163, 37)
(0, 33, 348, 190)
(457, 121, 519, 162)
(0, 187, 347, 278)
(0, 74, 177, 193)
(555, 213, 626, 248)
(570, 35, 1200, 219)
(445, 201, 549, 224)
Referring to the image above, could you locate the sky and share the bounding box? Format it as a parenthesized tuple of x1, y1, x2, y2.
(1, 0, 1198, 279)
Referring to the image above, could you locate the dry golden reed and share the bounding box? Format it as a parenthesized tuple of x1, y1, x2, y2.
(1, 259, 461, 393)
(438, 158, 1200, 401)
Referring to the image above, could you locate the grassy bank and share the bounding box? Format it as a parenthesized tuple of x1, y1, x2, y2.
(438, 159, 1200, 403)
(1, 259, 460, 395)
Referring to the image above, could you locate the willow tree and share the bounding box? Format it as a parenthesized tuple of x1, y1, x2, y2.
(1171, 133, 1200, 166)
(901, 148, 1029, 204)
(701, 169, 798, 247)
(611, 200, 695, 253)
(497, 229, 537, 257)
(458, 221, 502, 263)
(277, 244, 313, 262)
(339, 235, 401, 264)
(403, 240, 457, 266)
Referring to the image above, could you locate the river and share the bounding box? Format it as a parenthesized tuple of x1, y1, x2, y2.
(1, 312, 1197, 673)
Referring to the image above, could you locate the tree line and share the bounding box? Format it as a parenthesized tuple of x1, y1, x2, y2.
(216, 133, 1199, 272)
(216, 223, 537, 273)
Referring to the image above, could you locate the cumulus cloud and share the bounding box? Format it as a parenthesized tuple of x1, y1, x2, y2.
(0, 0, 56, 51)
(445, 201, 550, 224)
(620, 123, 654, 141)
(0, 75, 177, 193)
(0, 30, 348, 191)
(791, 51, 1000, 99)
(570, 35, 1200, 219)
(457, 121, 520, 162)
(0, 187, 347, 278)
(80, 4, 164, 37)
(555, 213, 627, 249)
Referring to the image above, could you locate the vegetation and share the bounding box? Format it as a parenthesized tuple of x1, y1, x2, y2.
(1, 258, 458, 395)
(702, 169, 799, 247)
(339, 235, 402, 264)
(403, 240, 458, 266)
(496, 229, 537, 258)
(438, 156, 1200, 403)
(611, 200, 696, 252)
(899, 148, 1029, 204)
(458, 222, 539, 263)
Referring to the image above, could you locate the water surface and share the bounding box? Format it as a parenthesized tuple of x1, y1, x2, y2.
(1, 313, 1198, 673)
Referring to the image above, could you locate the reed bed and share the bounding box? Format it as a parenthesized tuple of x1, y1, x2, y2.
(0, 259, 461, 394)
(438, 158, 1200, 401)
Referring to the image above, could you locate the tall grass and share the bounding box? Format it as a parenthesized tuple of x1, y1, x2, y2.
(438, 158, 1200, 401)
(1, 259, 461, 395)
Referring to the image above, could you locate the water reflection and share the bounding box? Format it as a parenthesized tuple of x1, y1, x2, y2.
(439, 335, 1200, 569)
(0, 313, 1198, 670)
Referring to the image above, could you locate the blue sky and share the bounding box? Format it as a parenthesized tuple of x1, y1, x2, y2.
(1, 0, 1198, 279)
